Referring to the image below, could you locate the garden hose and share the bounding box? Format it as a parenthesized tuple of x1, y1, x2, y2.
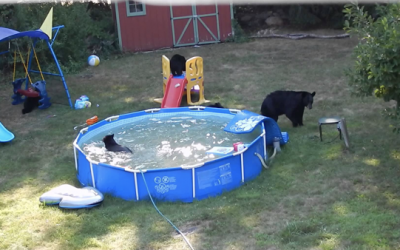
(255, 147, 277, 169)
(139, 170, 195, 250)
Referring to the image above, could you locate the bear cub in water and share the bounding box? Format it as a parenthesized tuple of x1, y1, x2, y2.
(102, 134, 133, 153)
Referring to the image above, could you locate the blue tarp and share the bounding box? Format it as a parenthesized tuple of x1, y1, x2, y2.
(0, 27, 49, 43)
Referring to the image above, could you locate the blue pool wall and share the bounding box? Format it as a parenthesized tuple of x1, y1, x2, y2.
(73, 106, 282, 203)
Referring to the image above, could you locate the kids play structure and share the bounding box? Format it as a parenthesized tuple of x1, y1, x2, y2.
(154, 55, 210, 108)
(0, 8, 73, 110)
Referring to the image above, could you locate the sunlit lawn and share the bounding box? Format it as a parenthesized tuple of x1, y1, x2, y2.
(1, 29, 399, 250)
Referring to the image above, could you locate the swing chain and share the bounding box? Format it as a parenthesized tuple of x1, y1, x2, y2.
(12, 41, 45, 84)
(31, 42, 44, 81)
(14, 43, 32, 84)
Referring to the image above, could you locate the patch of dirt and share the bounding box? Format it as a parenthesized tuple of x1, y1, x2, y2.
(171, 220, 212, 238)
(77, 74, 94, 79)
(221, 64, 235, 69)
(302, 196, 322, 209)
(334, 178, 354, 191)
(342, 108, 355, 115)
(254, 204, 290, 235)
(6, 244, 29, 250)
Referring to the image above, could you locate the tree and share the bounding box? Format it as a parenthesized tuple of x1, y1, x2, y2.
(344, 3, 400, 133)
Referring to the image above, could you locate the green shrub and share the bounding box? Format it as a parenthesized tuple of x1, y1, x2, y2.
(288, 4, 345, 29)
(288, 5, 322, 28)
(344, 3, 400, 133)
(226, 19, 250, 43)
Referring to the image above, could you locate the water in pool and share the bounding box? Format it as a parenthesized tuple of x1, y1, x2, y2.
(79, 114, 260, 170)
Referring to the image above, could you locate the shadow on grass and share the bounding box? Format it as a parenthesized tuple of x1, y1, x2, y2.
(0, 99, 162, 196)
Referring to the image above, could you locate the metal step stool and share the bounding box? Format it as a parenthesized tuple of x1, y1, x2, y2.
(318, 116, 342, 142)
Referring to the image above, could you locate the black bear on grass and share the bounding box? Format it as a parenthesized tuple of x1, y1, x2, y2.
(170, 54, 186, 77)
(261, 90, 316, 127)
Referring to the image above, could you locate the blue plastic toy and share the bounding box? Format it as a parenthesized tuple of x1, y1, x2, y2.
(11, 80, 51, 110)
(74, 95, 91, 109)
(11, 78, 26, 105)
(32, 80, 51, 109)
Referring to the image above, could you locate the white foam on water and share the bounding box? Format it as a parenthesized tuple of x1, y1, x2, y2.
(79, 115, 260, 170)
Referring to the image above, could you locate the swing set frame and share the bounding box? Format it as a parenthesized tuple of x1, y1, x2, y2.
(0, 25, 73, 109)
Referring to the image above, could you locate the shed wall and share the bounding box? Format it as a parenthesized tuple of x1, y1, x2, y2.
(115, 2, 232, 52)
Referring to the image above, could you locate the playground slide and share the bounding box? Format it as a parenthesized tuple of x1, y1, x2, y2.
(161, 75, 188, 108)
(0, 122, 15, 143)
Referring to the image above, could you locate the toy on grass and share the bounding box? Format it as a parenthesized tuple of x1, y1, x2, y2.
(0, 122, 15, 143)
(88, 55, 100, 66)
(39, 184, 104, 209)
(154, 55, 210, 108)
(74, 116, 99, 130)
(74, 95, 91, 109)
(79, 95, 89, 101)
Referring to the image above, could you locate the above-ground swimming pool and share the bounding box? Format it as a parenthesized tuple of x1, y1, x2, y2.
(73, 106, 288, 203)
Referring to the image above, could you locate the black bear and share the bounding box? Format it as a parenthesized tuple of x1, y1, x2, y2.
(102, 134, 133, 153)
(170, 54, 186, 76)
(261, 90, 316, 127)
(22, 88, 41, 115)
(207, 102, 224, 108)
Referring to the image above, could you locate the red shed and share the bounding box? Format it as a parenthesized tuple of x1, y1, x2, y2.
(113, 1, 234, 52)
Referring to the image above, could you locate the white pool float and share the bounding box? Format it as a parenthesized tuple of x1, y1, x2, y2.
(39, 184, 104, 209)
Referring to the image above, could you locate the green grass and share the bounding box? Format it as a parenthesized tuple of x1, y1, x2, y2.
(1, 29, 400, 250)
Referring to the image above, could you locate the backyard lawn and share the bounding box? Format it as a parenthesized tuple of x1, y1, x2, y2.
(1, 29, 400, 250)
